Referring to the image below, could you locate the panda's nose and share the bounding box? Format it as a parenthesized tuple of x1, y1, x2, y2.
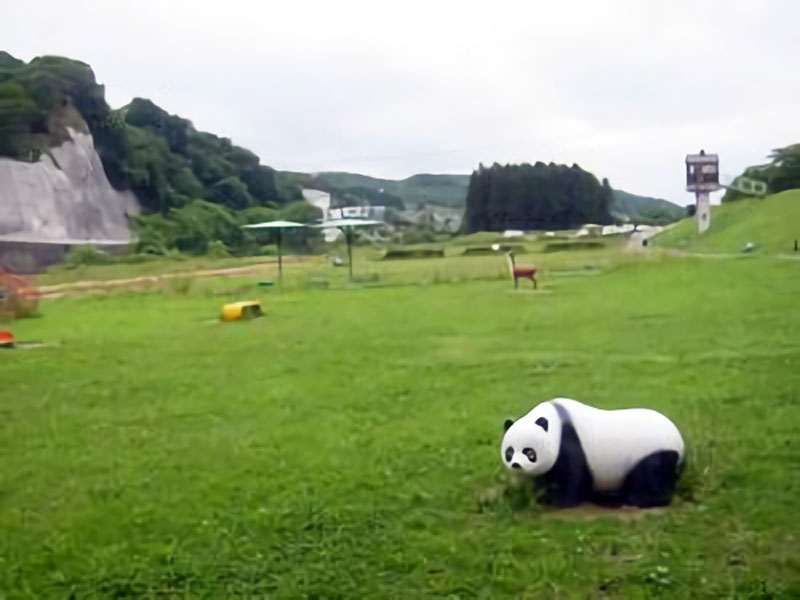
(511, 462, 521, 469)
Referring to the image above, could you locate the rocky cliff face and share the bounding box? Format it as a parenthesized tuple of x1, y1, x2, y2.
(0, 126, 138, 243)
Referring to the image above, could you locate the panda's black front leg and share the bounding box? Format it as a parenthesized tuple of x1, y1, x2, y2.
(542, 470, 590, 508)
(541, 421, 593, 508)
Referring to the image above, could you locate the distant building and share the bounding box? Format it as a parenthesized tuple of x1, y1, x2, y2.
(576, 224, 603, 237)
(601, 224, 635, 236)
(302, 189, 390, 242)
(334, 205, 387, 221)
(302, 189, 340, 241)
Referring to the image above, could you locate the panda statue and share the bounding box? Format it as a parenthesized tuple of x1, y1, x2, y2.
(500, 398, 685, 508)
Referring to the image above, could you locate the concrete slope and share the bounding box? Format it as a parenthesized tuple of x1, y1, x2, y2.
(0, 127, 139, 244)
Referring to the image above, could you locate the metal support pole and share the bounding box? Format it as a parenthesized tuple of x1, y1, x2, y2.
(277, 229, 283, 282)
(346, 228, 354, 281)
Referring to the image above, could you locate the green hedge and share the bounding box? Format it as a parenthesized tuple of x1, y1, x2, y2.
(461, 244, 526, 256)
(380, 245, 446, 260)
(543, 241, 605, 253)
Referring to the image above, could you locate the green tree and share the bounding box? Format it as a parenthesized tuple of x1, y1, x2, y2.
(279, 201, 323, 223)
(0, 81, 43, 158)
(241, 166, 278, 206)
(209, 176, 254, 210)
(463, 162, 613, 232)
(170, 200, 246, 255)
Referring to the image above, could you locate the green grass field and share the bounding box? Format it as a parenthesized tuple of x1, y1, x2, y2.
(2, 251, 799, 598)
(655, 190, 800, 256)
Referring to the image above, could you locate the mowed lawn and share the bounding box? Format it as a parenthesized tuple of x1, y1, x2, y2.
(1, 255, 799, 598)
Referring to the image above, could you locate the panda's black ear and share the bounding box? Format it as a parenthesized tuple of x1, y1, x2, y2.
(535, 417, 549, 432)
(503, 418, 514, 432)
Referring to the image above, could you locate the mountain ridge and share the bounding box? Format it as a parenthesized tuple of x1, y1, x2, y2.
(303, 170, 684, 225)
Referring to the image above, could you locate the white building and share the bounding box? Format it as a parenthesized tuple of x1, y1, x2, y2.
(302, 189, 388, 242)
(332, 205, 387, 221)
(601, 224, 635, 236)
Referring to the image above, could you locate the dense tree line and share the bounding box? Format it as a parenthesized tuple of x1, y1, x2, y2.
(463, 162, 614, 232)
(723, 144, 800, 202)
(0, 52, 109, 159)
(97, 97, 283, 214)
(0, 52, 319, 256)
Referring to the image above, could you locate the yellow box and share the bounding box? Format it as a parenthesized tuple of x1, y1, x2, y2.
(221, 300, 263, 322)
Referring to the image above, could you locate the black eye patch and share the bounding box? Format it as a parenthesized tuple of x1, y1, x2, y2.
(505, 446, 514, 462)
(522, 447, 537, 462)
(535, 417, 548, 432)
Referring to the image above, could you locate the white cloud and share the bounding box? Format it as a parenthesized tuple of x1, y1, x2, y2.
(3, 0, 799, 204)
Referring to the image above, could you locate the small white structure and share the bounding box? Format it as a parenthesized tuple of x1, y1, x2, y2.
(303, 189, 341, 242)
(302, 189, 331, 213)
(502, 230, 524, 238)
(728, 175, 768, 198)
(601, 224, 635, 236)
(686, 150, 720, 234)
(576, 224, 603, 238)
(341, 205, 386, 221)
(327, 205, 386, 222)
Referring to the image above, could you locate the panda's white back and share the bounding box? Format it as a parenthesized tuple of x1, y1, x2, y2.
(553, 398, 684, 492)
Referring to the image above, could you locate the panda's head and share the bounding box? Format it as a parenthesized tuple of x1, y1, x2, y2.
(500, 403, 561, 476)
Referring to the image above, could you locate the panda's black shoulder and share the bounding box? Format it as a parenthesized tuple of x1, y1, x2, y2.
(552, 402, 589, 471)
(540, 402, 594, 506)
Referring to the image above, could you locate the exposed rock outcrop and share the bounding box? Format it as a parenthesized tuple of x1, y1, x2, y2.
(0, 127, 139, 271)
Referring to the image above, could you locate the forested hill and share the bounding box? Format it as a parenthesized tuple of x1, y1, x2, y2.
(0, 52, 302, 211)
(0, 52, 317, 255)
(610, 189, 685, 224)
(463, 162, 615, 232)
(304, 172, 471, 209)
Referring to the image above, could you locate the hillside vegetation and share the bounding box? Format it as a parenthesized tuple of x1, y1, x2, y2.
(0, 52, 106, 159)
(306, 172, 471, 209)
(0, 53, 318, 257)
(610, 189, 685, 225)
(723, 144, 800, 202)
(655, 189, 800, 254)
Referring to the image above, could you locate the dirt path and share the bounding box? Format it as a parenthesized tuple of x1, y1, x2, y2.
(37, 259, 300, 299)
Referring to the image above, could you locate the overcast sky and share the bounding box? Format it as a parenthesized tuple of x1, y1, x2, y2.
(4, 0, 799, 204)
